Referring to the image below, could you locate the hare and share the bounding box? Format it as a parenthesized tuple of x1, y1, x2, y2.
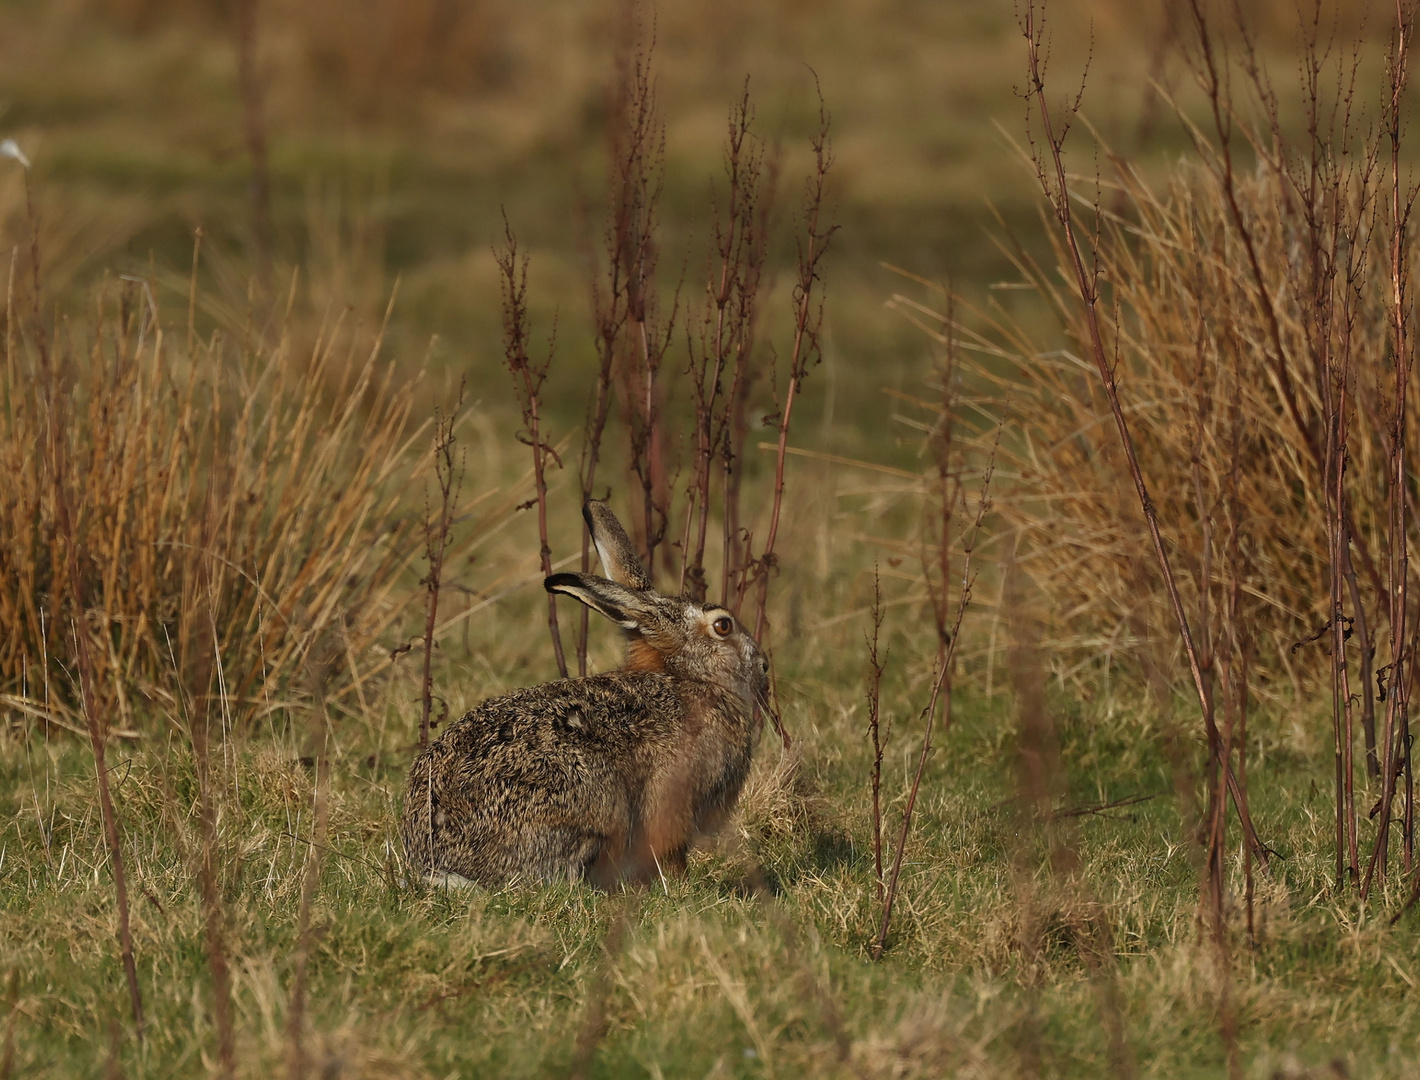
(401, 500, 769, 888)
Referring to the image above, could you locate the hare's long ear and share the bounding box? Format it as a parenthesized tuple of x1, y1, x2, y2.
(545, 573, 649, 629)
(583, 501, 651, 591)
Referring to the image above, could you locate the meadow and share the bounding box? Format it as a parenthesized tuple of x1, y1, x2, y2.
(3, 1, 1420, 1077)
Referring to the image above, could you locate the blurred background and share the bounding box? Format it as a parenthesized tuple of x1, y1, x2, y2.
(3, 0, 1362, 446)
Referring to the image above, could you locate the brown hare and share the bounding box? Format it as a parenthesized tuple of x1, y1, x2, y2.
(401, 500, 769, 888)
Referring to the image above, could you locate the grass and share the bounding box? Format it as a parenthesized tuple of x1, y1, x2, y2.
(5, 1, 1420, 1076)
(7, 628, 1420, 1078)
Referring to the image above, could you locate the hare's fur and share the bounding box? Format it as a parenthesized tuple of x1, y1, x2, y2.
(401, 500, 767, 889)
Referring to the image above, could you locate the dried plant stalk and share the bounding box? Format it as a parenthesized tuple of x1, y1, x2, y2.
(1363, 0, 1417, 899)
(1016, 0, 1269, 891)
(498, 223, 566, 678)
(681, 83, 772, 604)
(872, 426, 997, 959)
(20, 166, 146, 1043)
(745, 84, 836, 645)
(864, 565, 888, 906)
(417, 384, 465, 749)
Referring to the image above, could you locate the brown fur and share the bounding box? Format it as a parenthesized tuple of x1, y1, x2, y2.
(625, 637, 667, 672)
(401, 500, 768, 889)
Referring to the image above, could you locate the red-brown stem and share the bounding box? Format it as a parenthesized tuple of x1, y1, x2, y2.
(236, 0, 273, 273)
(750, 83, 836, 646)
(580, 27, 640, 671)
(1344, 566, 1380, 779)
(872, 656, 947, 961)
(1219, 355, 1256, 936)
(1363, 0, 1415, 899)
(577, 371, 615, 675)
(1321, 244, 1358, 887)
(286, 737, 329, 1080)
(872, 430, 998, 959)
(1184, 0, 1386, 605)
(498, 224, 567, 677)
(1186, 304, 1228, 931)
(924, 291, 959, 666)
(722, 147, 780, 606)
(1396, 3, 1417, 879)
(29, 167, 145, 1041)
(418, 387, 465, 748)
(682, 85, 769, 603)
(1021, 0, 1270, 873)
(865, 565, 888, 906)
(596, 25, 675, 582)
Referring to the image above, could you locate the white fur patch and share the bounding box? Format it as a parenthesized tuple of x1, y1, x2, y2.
(425, 870, 477, 888)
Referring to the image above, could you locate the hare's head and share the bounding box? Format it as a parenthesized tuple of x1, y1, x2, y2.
(544, 501, 770, 710)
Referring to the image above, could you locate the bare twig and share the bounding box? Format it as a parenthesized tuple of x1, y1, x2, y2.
(865, 565, 888, 906)
(498, 221, 567, 677)
(419, 385, 466, 748)
(872, 426, 998, 958)
(682, 83, 772, 604)
(1364, 0, 1417, 900)
(748, 78, 837, 658)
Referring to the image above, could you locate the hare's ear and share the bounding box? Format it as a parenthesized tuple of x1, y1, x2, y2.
(545, 573, 647, 629)
(583, 501, 651, 591)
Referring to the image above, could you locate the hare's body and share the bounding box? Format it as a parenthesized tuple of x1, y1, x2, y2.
(401, 500, 768, 889)
(403, 672, 754, 886)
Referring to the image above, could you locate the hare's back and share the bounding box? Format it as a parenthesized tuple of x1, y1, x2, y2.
(413, 672, 685, 830)
(441, 671, 684, 757)
(403, 672, 684, 882)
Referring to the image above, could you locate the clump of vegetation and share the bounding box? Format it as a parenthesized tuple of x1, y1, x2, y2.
(0, 252, 437, 731)
(900, 0, 1420, 896)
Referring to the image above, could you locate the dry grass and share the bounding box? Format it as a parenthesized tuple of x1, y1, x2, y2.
(0, 263, 525, 734)
(897, 120, 1416, 703)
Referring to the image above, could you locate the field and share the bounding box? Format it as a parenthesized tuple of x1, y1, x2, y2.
(4, 0, 1420, 1077)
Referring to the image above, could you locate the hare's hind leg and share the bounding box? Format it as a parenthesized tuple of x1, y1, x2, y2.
(620, 762, 695, 885)
(512, 825, 610, 887)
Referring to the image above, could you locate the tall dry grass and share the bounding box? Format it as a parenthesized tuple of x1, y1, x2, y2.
(889, 0, 1420, 923)
(0, 266, 440, 734)
(903, 123, 1414, 704)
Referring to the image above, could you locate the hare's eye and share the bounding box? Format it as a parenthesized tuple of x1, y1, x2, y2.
(712, 616, 733, 637)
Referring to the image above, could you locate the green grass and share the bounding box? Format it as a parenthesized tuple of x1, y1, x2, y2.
(6, 597, 1420, 1078)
